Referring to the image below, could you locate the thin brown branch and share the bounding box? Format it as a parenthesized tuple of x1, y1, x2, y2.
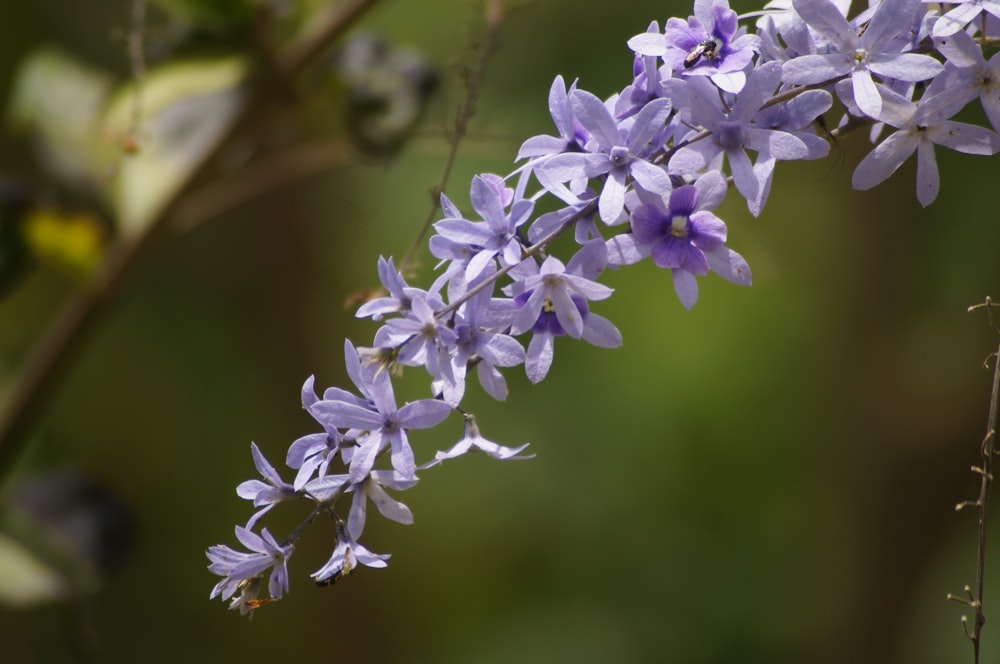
(276, 0, 384, 79)
(952, 296, 1000, 664)
(123, 0, 147, 153)
(173, 138, 353, 230)
(399, 0, 505, 276)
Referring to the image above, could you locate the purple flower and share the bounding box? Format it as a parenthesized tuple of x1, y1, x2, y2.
(311, 523, 390, 585)
(432, 174, 534, 282)
(930, 29, 1000, 131)
(754, 0, 822, 61)
(851, 86, 1000, 206)
(505, 242, 622, 383)
(236, 443, 299, 529)
(517, 75, 589, 161)
(607, 170, 751, 309)
(782, 0, 943, 118)
(375, 290, 457, 380)
(316, 368, 452, 483)
(344, 470, 417, 540)
(441, 278, 525, 403)
(423, 413, 533, 467)
(207, 526, 293, 613)
(508, 243, 612, 339)
(535, 90, 672, 224)
(355, 256, 421, 321)
(616, 21, 671, 119)
(286, 376, 345, 490)
(668, 61, 814, 215)
(629, 0, 758, 93)
(429, 194, 479, 291)
(752, 89, 833, 159)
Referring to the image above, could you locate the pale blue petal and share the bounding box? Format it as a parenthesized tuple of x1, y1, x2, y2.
(388, 430, 416, 479)
(727, 147, 759, 206)
(782, 53, 851, 85)
(744, 127, 808, 159)
(792, 0, 857, 49)
(434, 218, 493, 245)
(605, 233, 648, 266)
(250, 442, 282, 486)
(629, 159, 672, 196)
(627, 97, 672, 149)
(852, 69, 882, 118)
(569, 89, 622, 151)
(627, 32, 669, 56)
(862, 0, 920, 46)
(933, 30, 983, 68)
(516, 135, 569, 160)
(565, 239, 608, 280)
(852, 130, 917, 190)
(733, 62, 783, 121)
(525, 333, 555, 384)
(347, 489, 368, 540)
(672, 269, 700, 310)
(321, 400, 383, 430)
(581, 313, 622, 348)
(705, 247, 752, 285)
(693, 170, 727, 211)
(548, 75, 575, 139)
(477, 363, 508, 401)
(562, 273, 615, 300)
(711, 70, 747, 94)
(480, 334, 525, 367)
(598, 169, 627, 223)
(397, 399, 453, 429)
(927, 121, 1000, 154)
(914, 140, 940, 207)
(868, 53, 943, 82)
(366, 482, 414, 526)
(349, 433, 384, 484)
(932, 1, 984, 37)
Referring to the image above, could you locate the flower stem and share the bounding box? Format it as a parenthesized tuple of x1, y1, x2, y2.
(950, 297, 1000, 664)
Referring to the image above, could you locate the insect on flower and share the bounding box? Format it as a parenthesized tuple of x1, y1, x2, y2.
(314, 513, 356, 587)
(684, 38, 720, 69)
(315, 568, 346, 587)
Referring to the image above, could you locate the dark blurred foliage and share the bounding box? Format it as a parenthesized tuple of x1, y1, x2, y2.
(331, 33, 438, 156)
(1, 468, 133, 595)
(0, 179, 33, 296)
(0, 1, 999, 663)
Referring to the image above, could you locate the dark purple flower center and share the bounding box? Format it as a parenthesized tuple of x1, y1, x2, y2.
(454, 322, 476, 348)
(718, 121, 745, 150)
(531, 295, 589, 336)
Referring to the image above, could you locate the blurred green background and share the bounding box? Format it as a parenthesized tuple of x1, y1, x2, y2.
(1, 0, 1000, 662)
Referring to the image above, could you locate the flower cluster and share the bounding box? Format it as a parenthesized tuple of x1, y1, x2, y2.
(208, 0, 1000, 612)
